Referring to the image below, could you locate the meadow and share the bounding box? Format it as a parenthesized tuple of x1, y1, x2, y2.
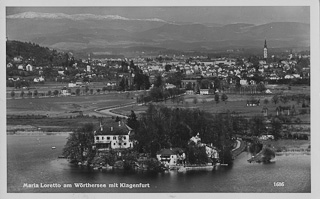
(6, 84, 310, 133)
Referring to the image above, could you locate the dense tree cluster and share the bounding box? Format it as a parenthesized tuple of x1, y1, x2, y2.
(63, 123, 96, 164)
(132, 104, 240, 161)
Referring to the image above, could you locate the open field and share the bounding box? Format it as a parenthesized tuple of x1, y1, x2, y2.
(114, 93, 310, 122)
(7, 92, 136, 117)
(7, 85, 310, 132)
(7, 117, 117, 133)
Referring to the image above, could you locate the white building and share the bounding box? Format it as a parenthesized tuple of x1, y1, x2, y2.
(26, 64, 33, 72)
(94, 122, 133, 150)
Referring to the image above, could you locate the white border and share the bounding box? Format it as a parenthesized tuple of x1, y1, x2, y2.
(1, 1, 319, 199)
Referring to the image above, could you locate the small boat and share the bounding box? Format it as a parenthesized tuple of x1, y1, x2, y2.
(51, 147, 56, 149)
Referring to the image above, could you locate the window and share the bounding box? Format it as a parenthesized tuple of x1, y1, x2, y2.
(96, 137, 99, 140)
(119, 143, 121, 146)
(113, 136, 117, 140)
(124, 143, 127, 146)
(107, 137, 110, 140)
(123, 136, 126, 140)
(113, 143, 115, 145)
(101, 137, 104, 140)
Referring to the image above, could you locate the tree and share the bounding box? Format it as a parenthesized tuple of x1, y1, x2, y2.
(280, 95, 289, 104)
(47, 90, 52, 96)
(27, 91, 32, 98)
(33, 90, 38, 98)
(154, 74, 163, 88)
(11, 90, 15, 99)
(85, 86, 89, 94)
(200, 79, 210, 89)
(193, 97, 198, 104)
(272, 94, 279, 105)
(150, 87, 163, 102)
(90, 89, 94, 95)
(76, 88, 81, 96)
(186, 82, 193, 90)
(263, 98, 269, 106)
(20, 90, 25, 98)
(53, 90, 59, 96)
(63, 123, 96, 164)
(221, 93, 228, 104)
(256, 83, 266, 93)
(249, 116, 266, 136)
(165, 64, 172, 72)
(214, 93, 220, 104)
(270, 118, 282, 140)
(119, 77, 126, 91)
(127, 110, 138, 130)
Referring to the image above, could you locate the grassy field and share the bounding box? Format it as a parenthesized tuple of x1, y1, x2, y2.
(6, 84, 310, 133)
(114, 93, 310, 122)
(7, 92, 136, 117)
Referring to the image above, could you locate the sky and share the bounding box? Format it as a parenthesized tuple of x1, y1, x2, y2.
(6, 6, 310, 25)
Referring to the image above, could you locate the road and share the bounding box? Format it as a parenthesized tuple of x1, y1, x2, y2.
(94, 103, 137, 119)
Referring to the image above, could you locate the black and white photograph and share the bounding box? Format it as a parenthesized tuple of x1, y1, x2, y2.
(1, 0, 319, 198)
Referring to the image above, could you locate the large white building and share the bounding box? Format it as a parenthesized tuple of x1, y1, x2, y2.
(94, 122, 133, 151)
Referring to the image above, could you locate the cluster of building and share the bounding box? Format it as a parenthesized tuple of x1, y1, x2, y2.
(7, 40, 310, 90)
(92, 122, 219, 168)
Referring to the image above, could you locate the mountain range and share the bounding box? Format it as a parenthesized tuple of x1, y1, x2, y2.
(6, 12, 310, 57)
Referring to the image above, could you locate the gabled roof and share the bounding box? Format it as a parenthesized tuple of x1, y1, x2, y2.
(95, 122, 131, 135)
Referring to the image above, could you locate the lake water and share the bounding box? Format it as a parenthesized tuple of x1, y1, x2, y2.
(7, 135, 311, 193)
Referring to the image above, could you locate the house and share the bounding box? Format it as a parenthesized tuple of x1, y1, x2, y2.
(276, 106, 291, 116)
(186, 90, 194, 95)
(26, 64, 33, 72)
(7, 63, 13, 68)
(94, 122, 133, 151)
(200, 89, 209, 95)
(61, 87, 71, 96)
(18, 64, 24, 70)
(246, 99, 260, 106)
(156, 148, 185, 166)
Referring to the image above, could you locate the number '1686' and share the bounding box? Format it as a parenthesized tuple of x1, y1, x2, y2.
(274, 182, 284, 187)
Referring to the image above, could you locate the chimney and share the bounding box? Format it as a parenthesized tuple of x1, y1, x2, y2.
(111, 127, 113, 131)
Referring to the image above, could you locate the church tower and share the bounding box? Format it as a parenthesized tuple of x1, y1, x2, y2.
(263, 39, 268, 59)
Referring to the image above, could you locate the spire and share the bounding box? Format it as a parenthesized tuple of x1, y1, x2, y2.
(264, 39, 267, 48)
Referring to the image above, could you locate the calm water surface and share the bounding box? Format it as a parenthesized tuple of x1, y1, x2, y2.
(7, 135, 311, 193)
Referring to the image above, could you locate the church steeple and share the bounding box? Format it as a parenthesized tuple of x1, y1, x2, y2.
(263, 39, 268, 59)
(264, 39, 267, 48)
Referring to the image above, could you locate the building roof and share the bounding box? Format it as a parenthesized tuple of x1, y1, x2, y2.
(95, 122, 131, 135)
(157, 148, 184, 156)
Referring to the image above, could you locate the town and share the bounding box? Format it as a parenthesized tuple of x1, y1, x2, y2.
(6, 39, 310, 172)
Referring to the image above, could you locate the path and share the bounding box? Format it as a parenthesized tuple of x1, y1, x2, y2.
(231, 139, 247, 159)
(94, 102, 136, 119)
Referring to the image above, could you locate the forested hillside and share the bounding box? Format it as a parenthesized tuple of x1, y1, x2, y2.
(6, 40, 70, 67)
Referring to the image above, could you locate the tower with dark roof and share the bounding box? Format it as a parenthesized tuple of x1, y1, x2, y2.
(263, 39, 268, 59)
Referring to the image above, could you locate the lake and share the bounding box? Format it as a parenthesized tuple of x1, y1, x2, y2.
(7, 135, 311, 193)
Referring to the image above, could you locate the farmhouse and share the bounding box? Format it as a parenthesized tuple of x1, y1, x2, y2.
(94, 122, 133, 151)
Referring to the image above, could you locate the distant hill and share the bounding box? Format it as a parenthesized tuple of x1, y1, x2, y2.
(6, 12, 310, 55)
